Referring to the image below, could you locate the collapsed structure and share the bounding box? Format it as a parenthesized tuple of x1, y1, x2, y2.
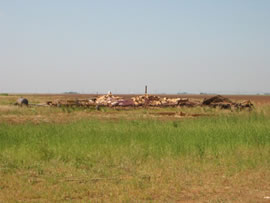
(202, 95, 254, 110)
(45, 94, 253, 110)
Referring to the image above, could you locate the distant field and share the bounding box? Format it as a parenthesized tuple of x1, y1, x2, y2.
(0, 94, 270, 202)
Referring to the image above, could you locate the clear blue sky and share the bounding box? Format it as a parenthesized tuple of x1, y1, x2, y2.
(0, 0, 269, 94)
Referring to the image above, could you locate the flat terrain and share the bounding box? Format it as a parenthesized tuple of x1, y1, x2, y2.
(4, 93, 270, 104)
(0, 94, 270, 202)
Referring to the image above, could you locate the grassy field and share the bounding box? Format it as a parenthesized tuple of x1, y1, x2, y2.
(0, 95, 270, 202)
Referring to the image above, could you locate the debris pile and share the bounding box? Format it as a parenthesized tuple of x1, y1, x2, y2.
(95, 94, 123, 106)
(202, 95, 254, 110)
(46, 99, 96, 107)
(132, 95, 161, 106)
(131, 96, 200, 107)
(96, 94, 135, 107)
(177, 98, 201, 107)
(202, 95, 233, 109)
(15, 97, 29, 106)
(234, 100, 254, 110)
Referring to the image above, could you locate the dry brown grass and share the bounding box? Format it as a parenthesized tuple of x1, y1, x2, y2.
(0, 159, 269, 202)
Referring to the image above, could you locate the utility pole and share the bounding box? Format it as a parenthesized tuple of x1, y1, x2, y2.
(145, 85, 148, 96)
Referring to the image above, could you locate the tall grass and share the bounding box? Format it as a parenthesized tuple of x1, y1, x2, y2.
(0, 111, 269, 172)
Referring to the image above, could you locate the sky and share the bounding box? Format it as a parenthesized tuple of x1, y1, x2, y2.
(0, 0, 270, 94)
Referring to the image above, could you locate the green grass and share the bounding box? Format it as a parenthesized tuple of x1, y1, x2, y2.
(1, 112, 269, 171)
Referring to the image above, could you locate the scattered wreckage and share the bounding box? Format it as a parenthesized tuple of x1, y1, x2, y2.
(41, 93, 254, 110)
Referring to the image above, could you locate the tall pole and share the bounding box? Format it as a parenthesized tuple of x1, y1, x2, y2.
(145, 85, 148, 95)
